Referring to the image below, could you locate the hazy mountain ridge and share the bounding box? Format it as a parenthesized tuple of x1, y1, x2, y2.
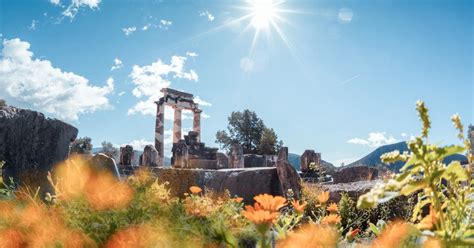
(347, 141, 468, 172)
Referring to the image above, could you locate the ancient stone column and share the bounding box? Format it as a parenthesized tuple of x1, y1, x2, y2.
(154, 101, 165, 167)
(193, 108, 202, 142)
(230, 143, 244, 168)
(173, 107, 182, 144)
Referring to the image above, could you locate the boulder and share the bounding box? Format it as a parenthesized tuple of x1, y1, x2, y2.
(0, 105, 78, 192)
(141, 145, 159, 167)
(276, 159, 302, 199)
(332, 165, 379, 184)
(87, 153, 120, 178)
(154, 167, 288, 204)
(321, 180, 383, 203)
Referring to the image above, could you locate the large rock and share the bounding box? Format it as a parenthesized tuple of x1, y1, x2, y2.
(87, 153, 120, 178)
(154, 167, 287, 204)
(332, 165, 379, 184)
(276, 159, 302, 199)
(321, 180, 383, 203)
(0, 105, 78, 192)
(141, 145, 159, 167)
(300, 150, 321, 173)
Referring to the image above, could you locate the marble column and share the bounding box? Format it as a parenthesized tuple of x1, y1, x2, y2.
(173, 107, 182, 143)
(193, 108, 202, 142)
(154, 102, 165, 166)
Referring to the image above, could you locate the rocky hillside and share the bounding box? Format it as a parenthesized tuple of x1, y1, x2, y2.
(347, 141, 468, 172)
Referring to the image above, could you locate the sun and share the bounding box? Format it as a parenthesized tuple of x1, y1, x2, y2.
(249, 0, 278, 30)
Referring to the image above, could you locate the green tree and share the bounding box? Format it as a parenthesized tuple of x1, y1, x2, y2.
(70, 137, 93, 155)
(100, 141, 119, 159)
(216, 110, 282, 155)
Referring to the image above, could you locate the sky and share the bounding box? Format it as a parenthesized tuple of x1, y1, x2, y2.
(0, 0, 472, 165)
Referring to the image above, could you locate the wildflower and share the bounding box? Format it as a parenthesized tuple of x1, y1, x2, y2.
(253, 194, 287, 212)
(321, 214, 341, 225)
(346, 228, 360, 242)
(233, 197, 243, 203)
(317, 191, 330, 204)
(326, 203, 338, 213)
(423, 237, 445, 248)
(0, 228, 24, 248)
(276, 223, 338, 248)
(291, 200, 306, 214)
(85, 173, 134, 210)
(416, 206, 439, 231)
(189, 186, 202, 194)
(242, 205, 278, 234)
(372, 221, 417, 248)
(105, 225, 153, 248)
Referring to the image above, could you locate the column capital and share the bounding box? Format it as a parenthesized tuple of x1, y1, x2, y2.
(193, 108, 203, 114)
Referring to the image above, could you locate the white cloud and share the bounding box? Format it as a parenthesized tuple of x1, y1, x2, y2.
(0, 38, 113, 121)
(401, 132, 407, 137)
(199, 10, 215, 21)
(62, 0, 101, 19)
(348, 132, 398, 148)
(158, 20, 172, 30)
(240, 57, 255, 72)
(29, 20, 39, 30)
(127, 55, 198, 116)
(50, 0, 61, 5)
(338, 8, 353, 23)
(186, 52, 198, 58)
(123, 139, 153, 151)
(193, 96, 212, 106)
(122, 26, 136, 36)
(142, 24, 151, 31)
(110, 58, 123, 71)
(118, 91, 125, 96)
(201, 112, 210, 119)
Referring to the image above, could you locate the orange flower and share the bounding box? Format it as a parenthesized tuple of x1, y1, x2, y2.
(372, 221, 417, 248)
(317, 191, 330, 204)
(327, 203, 338, 213)
(423, 237, 445, 248)
(242, 205, 279, 234)
(105, 226, 153, 248)
(233, 197, 243, 203)
(189, 186, 202, 194)
(321, 214, 341, 225)
(291, 200, 306, 214)
(0, 228, 24, 248)
(276, 223, 338, 248)
(417, 206, 439, 231)
(253, 194, 287, 212)
(84, 173, 134, 210)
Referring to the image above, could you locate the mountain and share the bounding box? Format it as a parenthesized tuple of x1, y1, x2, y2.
(347, 141, 468, 172)
(288, 153, 336, 174)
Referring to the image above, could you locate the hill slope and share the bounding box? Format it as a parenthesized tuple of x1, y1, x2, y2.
(347, 141, 468, 172)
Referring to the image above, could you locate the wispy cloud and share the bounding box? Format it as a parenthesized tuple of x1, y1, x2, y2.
(111, 58, 123, 71)
(339, 74, 360, 85)
(158, 20, 172, 30)
(29, 20, 39, 30)
(199, 10, 215, 21)
(348, 132, 398, 148)
(122, 26, 136, 36)
(338, 8, 353, 23)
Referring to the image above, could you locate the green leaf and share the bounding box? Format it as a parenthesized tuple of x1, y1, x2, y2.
(369, 222, 381, 236)
(443, 161, 469, 182)
(400, 180, 426, 196)
(440, 145, 465, 158)
(400, 156, 419, 172)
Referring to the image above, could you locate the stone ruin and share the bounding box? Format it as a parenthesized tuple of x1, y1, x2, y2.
(154, 88, 218, 169)
(171, 131, 218, 169)
(119, 145, 134, 172)
(300, 149, 321, 173)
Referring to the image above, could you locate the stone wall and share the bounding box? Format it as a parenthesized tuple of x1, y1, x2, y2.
(0, 105, 78, 193)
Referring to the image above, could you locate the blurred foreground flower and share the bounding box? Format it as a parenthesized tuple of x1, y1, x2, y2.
(321, 214, 341, 225)
(317, 191, 329, 204)
(189, 186, 202, 194)
(372, 221, 418, 248)
(277, 223, 338, 248)
(290, 200, 306, 214)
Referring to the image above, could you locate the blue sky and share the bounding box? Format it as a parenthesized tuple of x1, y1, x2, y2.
(1, 0, 472, 165)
